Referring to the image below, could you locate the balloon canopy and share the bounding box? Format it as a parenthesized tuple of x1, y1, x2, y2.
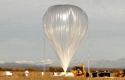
(42, 5, 88, 72)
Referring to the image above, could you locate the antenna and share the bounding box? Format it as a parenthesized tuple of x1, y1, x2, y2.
(43, 33, 46, 72)
(87, 27, 90, 76)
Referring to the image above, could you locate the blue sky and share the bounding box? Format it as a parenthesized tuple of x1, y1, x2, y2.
(0, 0, 125, 62)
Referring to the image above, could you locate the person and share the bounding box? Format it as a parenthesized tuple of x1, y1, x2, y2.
(41, 71, 44, 76)
(25, 70, 29, 77)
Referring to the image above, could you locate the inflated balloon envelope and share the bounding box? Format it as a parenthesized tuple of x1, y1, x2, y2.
(42, 5, 88, 73)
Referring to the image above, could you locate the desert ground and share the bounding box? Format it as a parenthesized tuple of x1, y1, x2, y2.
(0, 71, 125, 80)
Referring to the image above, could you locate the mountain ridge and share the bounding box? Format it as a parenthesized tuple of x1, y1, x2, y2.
(0, 58, 125, 69)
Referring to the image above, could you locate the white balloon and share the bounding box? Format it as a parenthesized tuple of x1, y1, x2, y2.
(42, 5, 88, 72)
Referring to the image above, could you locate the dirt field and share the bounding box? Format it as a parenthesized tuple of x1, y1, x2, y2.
(0, 71, 125, 80)
(1, 76, 125, 80)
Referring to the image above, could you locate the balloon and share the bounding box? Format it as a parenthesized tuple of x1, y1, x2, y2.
(42, 5, 88, 73)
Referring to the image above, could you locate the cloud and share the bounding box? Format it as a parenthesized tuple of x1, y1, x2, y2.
(0, 61, 4, 64)
(15, 60, 34, 64)
(41, 59, 53, 64)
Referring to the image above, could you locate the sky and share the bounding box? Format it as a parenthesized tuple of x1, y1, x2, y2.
(0, 0, 125, 62)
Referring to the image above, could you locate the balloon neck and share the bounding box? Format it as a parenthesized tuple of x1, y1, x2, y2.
(64, 71, 66, 74)
(64, 72, 67, 76)
(64, 70, 67, 74)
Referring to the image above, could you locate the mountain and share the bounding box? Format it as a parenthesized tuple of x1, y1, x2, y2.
(83, 58, 125, 68)
(0, 58, 125, 69)
(49, 58, 125, 68)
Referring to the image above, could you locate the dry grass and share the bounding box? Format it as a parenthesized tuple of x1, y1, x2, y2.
(0, 71, 125, 80)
